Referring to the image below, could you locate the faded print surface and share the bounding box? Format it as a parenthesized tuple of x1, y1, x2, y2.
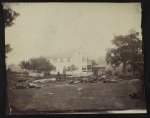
(4, 3, 146, 114)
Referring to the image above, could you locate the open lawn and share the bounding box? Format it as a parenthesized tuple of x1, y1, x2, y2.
(7, 77, 146, 114)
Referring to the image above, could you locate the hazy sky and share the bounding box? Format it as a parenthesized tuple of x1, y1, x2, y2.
(5, 3, 141, 65)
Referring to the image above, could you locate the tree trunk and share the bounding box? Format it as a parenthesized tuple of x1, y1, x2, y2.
(122, 62, 126, 74)
(133, 65, 136, 77)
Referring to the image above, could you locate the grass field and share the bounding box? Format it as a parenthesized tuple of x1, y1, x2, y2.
(7, 77, 146, 114)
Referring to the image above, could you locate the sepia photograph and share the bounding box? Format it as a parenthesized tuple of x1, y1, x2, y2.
(4, 3, 146, 114)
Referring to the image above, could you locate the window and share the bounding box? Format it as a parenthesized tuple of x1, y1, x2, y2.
(82, 66, 86, 70)
(87, 65, 92, 70)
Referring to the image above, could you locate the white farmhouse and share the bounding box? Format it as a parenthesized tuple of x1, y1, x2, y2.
(49, 50, 93, 76)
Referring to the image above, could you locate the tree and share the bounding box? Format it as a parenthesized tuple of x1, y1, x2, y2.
(105, 70, 113, 77)
(5, 44, 12, 58)
(3, 7, 19, 58)
(106, 30, 143, 75)
(3, 8, 19, 28)
(19, 60, 31, 71)
(20, 57, 56, 75)
(4, 7, 20, 114)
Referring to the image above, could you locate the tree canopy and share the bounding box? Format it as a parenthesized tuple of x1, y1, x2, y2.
(4, 7, 19, 58)
(5, 44, 12, 58)
(3, 8, 19, 28)
(106, 30, 143, 74)
(20, 57, 56, 74)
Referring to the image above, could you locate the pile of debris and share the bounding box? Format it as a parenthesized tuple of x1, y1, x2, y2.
(33, 78, 57, 83)
(66, 77, 98, 84)
(129, 92, 143, 100)
(14, 82, 42, 89)
(67, 79, 80, 84)
(103, 76, 117, 83)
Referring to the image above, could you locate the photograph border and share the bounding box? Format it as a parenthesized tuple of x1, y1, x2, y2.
(0, 0, 150, 117)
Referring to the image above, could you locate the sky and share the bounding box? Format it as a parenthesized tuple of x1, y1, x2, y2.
(5, 3, 141, 65)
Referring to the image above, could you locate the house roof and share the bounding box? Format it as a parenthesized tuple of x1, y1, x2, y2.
(46, 47, 93, 59)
